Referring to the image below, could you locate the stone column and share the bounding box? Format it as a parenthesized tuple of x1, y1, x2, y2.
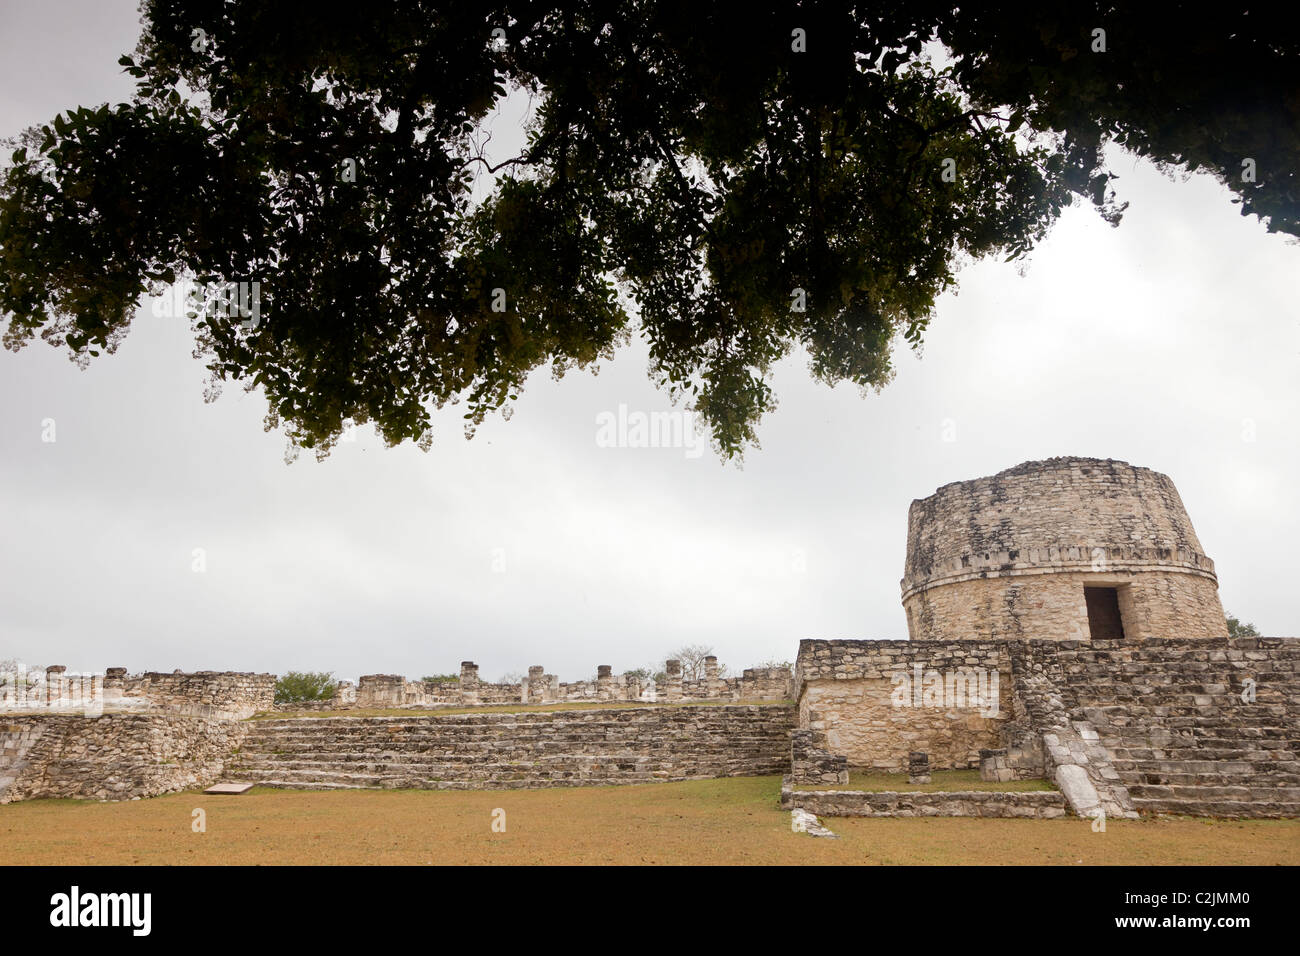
(664, 659, 683, 702)
(908, 751, 931, 785)
(66, 673, 102, 714)
(459, 661, 480, 705)
(704, 656, 724, 699)
(526, 666, 547, 704)
(103, 667, 127, 708)
(44, 666, 66, 707)
(357, 674, 404, 708)
(596, 665, 613, 700)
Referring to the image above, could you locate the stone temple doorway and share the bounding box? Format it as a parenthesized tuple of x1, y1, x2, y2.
(1084, 586, 1127, 640)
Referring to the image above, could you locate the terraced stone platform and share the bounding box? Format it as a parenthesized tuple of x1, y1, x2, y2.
(225, 704, 795, 790)
(1051, 638, 1300, 818)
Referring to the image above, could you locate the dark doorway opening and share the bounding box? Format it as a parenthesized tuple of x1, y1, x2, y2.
(1085, 587, 1126, 640)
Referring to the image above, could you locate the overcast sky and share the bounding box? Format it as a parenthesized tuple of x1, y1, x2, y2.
(1, 1, 1296, 683)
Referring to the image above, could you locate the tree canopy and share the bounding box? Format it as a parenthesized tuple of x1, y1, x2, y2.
(2, 2, 1294, 459)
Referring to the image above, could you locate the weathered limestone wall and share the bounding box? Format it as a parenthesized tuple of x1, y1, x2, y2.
(795, 640, 1010, 771)
(0, 715, 247, 803)
(1, 667, 274, 720)
(119, 672, 274, 719)
(229, 705, 797, 789)
(901, 458, 1226, 641)
(904, 568, 1227, 642)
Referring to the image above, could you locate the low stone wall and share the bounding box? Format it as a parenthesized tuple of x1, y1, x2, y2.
(1, 667, 274, 720)
(119, 672, 274, 720)
(795, 640, 1010, 771)
(0, 715, 247, 803)
(781, 778, 1067, 818)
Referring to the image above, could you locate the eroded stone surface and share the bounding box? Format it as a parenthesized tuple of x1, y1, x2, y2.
(901, 458, 1226, 642)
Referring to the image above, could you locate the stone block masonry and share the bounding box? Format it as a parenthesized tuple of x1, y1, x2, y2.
(1049, 637, 1300, 818)
(790, 729, 848, 785)
(796, 636, 1299, 819)
(225, 705, 796, 790)
(781, 777, 1068, 819)
(902, 458, 1227, 641)
(0, 715, 247, 803)
(795, 639, 1010, 771)
(1, 666, 274, 720)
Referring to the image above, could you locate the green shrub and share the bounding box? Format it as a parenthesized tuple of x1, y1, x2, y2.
(275, 671, 337, 704)
(1226, 613, 1260, 637)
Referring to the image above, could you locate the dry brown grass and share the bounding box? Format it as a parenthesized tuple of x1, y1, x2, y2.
(2, 776, 1296, 865)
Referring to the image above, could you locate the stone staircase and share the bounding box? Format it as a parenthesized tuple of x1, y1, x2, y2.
(1055, 638, 1300, 818)
(225, 705, 794, 791)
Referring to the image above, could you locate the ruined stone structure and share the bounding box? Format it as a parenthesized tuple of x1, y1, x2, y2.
(0, 715, 247, 802)
(0, 659, 795, 804)
(786, 458, 1295, 822)
(796, 639, 1009, 771)
(223, 706, 794, 790)
(345, 662, 792, 711)
(902, 458, 1227, 642)
(793, 635, 1300, 819)
(1, 457, 1295, 823)
(0, 667, 274, 720)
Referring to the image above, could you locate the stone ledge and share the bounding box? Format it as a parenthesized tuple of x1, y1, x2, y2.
(780, 776, 1068, 818)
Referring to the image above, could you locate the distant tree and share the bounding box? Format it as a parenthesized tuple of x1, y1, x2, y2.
(1225, 613, 1260, 638)
(621, 667, 653, 682)
(755, 659, 794, 673)
(274, 671, 337, 704)
(0, 659, 41, 686)
(663, 644, 724, 682)
(421, 673, 460, 683)
(497, 671, 525, 684)
(2, 3, 1291, 461)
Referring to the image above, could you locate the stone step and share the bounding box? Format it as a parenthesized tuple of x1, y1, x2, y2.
(1084, 706, 1297, 719)
(1109, 760, 1300, 775)
(1131, 797, 1300, 819)
(245, 729, 791, 741)
(1072, 693, 1300, 703)
(1125, 784, 1300, 802)
(223, 765, 717, 789)
(233, 749, 780, 764)
(248, 708, 789, 729)
(1105, 747, 1297, 762)
(242, 731, 790, 745)
(1116, 771, 1300, 787)
(232, 753, 772, 772)
(226, 777, 369, 791)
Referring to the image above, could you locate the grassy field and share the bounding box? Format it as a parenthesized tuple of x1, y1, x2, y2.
(791, 769, 1057, 792)
(257, 700, 791, 719)
(1, 776, 1295, 865)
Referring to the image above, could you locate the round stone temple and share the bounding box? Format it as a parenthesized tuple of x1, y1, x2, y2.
(901, 457, 1226, 641)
